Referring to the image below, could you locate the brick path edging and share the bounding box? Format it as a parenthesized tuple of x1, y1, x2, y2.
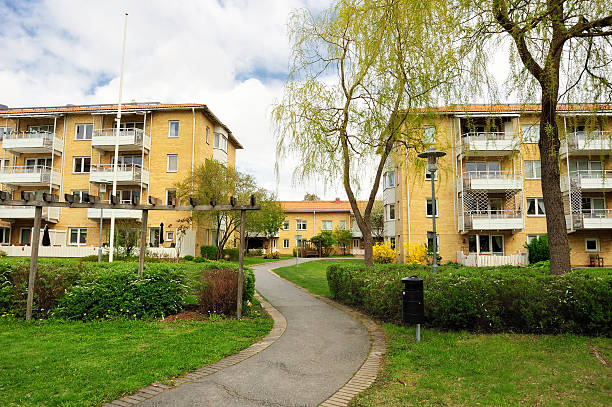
(102, 292, 287, 407)
(267, 268, 387, 407)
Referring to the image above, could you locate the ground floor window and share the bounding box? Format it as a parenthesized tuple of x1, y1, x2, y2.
(272, 239, 277, 249)
(388, 237, 396, 249)
(585, 237, 600, 252)
(149, 227, 160, 247)
(69, 228, 87, 245)
(0, 227, 9, 245)
(283, 239, 289, 249)
(166, 231, 174, 242)
(427, 232, 440, 253)
(353, 239, 360, 249)
(468, 234, 504, 255)
(19, 228, 31, 245)
(526, 234, 546, 244)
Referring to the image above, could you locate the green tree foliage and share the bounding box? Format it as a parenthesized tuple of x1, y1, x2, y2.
(525, 235, 550, 264)
(245, 191, 286, 251)
(273, 0, 460, 266)
(111, 220, 140, 259)
(333, 227, 353, 255)
(303, 193, 320, 201)
(370, 200, 385, 241)
(311, 231, 337, 257)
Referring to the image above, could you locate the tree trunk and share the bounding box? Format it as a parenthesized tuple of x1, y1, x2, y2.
(363, 229, 374, 266)
(539, 95, 571, 274)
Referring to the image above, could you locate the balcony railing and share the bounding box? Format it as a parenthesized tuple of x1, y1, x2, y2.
(562, 131, 612, 155)
(0, 165, 61, 186)
(457, 132, 519, 156)
(459, 171, 522, 192)
(460, 210, 523, 231)
(0, 206, 60, 223)
(561, 170, 612, 192)
(87, 208, 142, 220)
(89, 164, 150, 185)
(2, 131, 64, 154)
(91, 128, 151, 152)
(567, 209, 612, 230)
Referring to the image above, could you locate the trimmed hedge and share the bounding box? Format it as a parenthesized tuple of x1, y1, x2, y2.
(200, 245, 218, 260)
(327, 263, 612, 336)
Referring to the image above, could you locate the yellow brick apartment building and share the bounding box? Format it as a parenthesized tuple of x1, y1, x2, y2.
(384, 104, 612, 267)
(0, 102, 242, 254)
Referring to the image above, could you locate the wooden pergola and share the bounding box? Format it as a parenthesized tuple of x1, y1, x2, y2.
(0, 191, 260, 320)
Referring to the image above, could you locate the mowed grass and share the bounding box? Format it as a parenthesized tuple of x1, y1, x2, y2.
(274, 259, 364, 296)
(237, 255, 293, 267)
(352, 325, 612, 407)
(0, 314, 272, 407)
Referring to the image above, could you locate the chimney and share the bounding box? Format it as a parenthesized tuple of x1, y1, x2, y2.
(335, 197, 340, 203)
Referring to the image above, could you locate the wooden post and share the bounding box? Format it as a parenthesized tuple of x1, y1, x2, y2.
(26, 205, 42, 321)
(236, 209, 246, 319)
(138, 209, 148, 277)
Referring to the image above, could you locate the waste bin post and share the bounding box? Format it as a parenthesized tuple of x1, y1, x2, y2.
(402, 276, 424, 342)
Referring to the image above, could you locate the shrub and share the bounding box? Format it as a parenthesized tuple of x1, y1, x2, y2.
(193, 257, 207, 263)
(263, 251, 280, 259)
(54, 263, 188, 321)
(200, 245, 218, 260)
(373, 242, 398, 263)
(327, 263, 612, 336)
(403, 242, 427, 265)
(247, 249, 263, 257)
(195, 264, 255, 314)
(223, 248, 240, 261)
(525, 235, 550, 263)
(183, 255, 194, 261)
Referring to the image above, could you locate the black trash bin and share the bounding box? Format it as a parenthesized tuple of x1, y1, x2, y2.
(402, 276, 424, 324)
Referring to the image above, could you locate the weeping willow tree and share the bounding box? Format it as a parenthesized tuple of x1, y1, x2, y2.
(272, 0, 462, 266)
(455, 0, 612, 274)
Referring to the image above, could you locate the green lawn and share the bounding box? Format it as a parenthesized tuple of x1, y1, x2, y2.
(236, 255, 293, 267)
(0, 314, 272, 407)
(274, 259, 364, 296)
(273, 260, 612, 407)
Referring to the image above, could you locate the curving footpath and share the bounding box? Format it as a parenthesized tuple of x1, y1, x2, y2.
(108, 258, 380, 407)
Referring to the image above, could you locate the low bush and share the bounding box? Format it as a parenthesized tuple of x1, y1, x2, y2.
(200, 245, 218, 260)
(194, 263, 255, 314)
(263, 252, 280, 259)
(373, 242, 398, 263)
(525, 235, 550, 263)
(183, 255, 194, 261)
(327, 263, 612, 336)
(247, 249, 263, 257)
(223, 248, 240, 261)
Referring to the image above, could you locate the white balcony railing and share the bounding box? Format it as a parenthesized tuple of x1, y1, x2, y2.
(460, 210, 523, 231)
(89, 164, 149, 185)
(567, 209, 612, 230)
(0, 165, 61, 186)
(457, 132, 519, 157)
(87, 208, 142, 220)
(91, 128, 151, 152)
(561, 170, 612, 192)
(460, 171, 523, 192)
(2, 131, 64, 154)
(0, 206, 60, 223)
(562, 131, 612, 155)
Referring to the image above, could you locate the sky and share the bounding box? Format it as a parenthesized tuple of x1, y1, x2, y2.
(0, 0, 346, 201)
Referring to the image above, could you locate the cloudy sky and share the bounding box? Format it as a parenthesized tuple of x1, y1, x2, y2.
(0, 0, 350, 200)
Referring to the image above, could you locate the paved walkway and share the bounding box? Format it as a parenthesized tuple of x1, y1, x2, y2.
(135, 258, 371, 407)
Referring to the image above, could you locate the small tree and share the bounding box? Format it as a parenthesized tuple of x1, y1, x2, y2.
(370, 200, 385, 241)
(112, 220, 140, 259)
(333, 228, 353, 255)
(303, 193, 320, 201)
(172, 217, 192, 262)
(311, 231, 337, 257)
(525, 235, 550, 264)
(245, 191, 285, 254)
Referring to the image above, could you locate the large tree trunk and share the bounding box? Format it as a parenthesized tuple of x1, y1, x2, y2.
(539, 95, 571, 274)
(363, 233, 374, 266)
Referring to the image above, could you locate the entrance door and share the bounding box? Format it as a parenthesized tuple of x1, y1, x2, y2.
(149, 227, 160, 247)
(20, 228, 31, 245)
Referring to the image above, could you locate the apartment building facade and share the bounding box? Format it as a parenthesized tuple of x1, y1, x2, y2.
(0, 102, 242, 254)
(273, 200, 366, 255)
(383, 104, 612, 267)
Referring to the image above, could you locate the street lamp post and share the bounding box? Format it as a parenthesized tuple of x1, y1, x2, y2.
(417, 148, 446, 274)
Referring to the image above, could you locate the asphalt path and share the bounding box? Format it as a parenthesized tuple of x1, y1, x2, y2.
(137, 258, 370, 407)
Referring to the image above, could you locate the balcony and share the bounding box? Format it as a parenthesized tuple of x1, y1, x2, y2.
(0, 166, 61, 187)
(89, 164, 149, 185)
(560, 170, 612, 192)
(0, 206, 60, 223)
(459, 210, 523, 232)
(561, 131, 612, 156)
(459, 171, 522, 193)
(91, 128, 151, 152)
(87, 208, 142, 220)
(567, 209, 612, 230)
(457, 132, 519, 158)
(2, 131, 63, 154)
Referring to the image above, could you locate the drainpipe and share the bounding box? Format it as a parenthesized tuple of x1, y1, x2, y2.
(564, 116, 573, 232)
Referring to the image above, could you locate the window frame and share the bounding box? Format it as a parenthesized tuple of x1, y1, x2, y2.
(282, 221, 290, 230)
(321, 220, 333, 230)
(526, 197, 546, 216)
(339, 220, 346, 230)
(526, 234, 546, 244)
(0, 226, 10, 245)
(19, 227, 31, 245)
(166, 231, 174, 242)
(73, 156, 91, 174)
(206, 126, 210, 144)
(168, 121, 179, 138)
(75, 123, 93, 140)
(296, 220, 307, 231)
(585, 237, 600, 252)
(524, 160, 541, 179)
(424, 125, 436, 145)
(166, 154, 178, 172)
(0, 126, 12, 141)
(468, 234, 504, 255)
(426, 198, 438, 217)
(166, 188, 177, 205)
(71, 190, 89, 203)
(427, 232, 440, 253)
(522, 124, 540, 143)
(69, 227, 87, 246)
(283, 239, 290, 249)
(387, 204, 396, 220)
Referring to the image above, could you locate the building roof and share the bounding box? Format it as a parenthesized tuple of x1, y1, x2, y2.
(0, 102, 243, 149)
(420, 103, 612, 115)
(280, 200, 367, 213)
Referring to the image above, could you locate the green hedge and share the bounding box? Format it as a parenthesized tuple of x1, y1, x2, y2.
(327, 263, 612, 336)
(200, 245, 218, 260)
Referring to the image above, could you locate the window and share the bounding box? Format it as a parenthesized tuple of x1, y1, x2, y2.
(425, 167, 438, 180)
(427, 232, 440, 253)
(206, 126, 210, 144)
(69, 228, 87, 245)
(522, 124, 540, 143)
(28, 125, 53, 133)
(111, 155, 142, 168)
(19, 228, 31, 245)
(166, 231, 174, 242)
(75, 124, 93, 140)
(524, 160, 541, 179)
(526, 198, 546, 216)
(468, 234, 504, 254)
(119, 189, 140, 205)
(424, 126, 436, 145)
(25, 158, 51, 170)
(272, 239, 277, 249)
(149, 228, 161, 247)
(167, 154, 178, 172)
(585, 238, 600, 252)
(214, 133, 228, 152)
(168, 121, 179, 138)
(73, 157, 91, 173)
(339, 220, 346, 230)
(1, 158, 10, 169)
(0, 227, 10, 245)
(321, 220, 332, 230)
(387, 204, 396, 220)
(384, 171, 395, 188)
(426, 198, 438, 217)
(353, 239, 360, 249)
(582, 197, 605, 216)
(297, 220, 307, 230)
(166, 189, 177, 205)
(113, 122, 144, 130)
(570, 160, 602, 176)
(389, 237, 396, 249)
(71, 190, 89, 203)
(527, 234, 546, 244)
(465, 161, 500, 176)
(0, 126, 11, 141)
(282, 221, 290, 230)
(283, 239, 290, 249)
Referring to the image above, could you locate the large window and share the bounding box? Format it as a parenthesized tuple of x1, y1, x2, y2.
(73, 157, 91, 173)
(28, 125, 53, 133)
(69, 228, 87, 245)
(426, 198, 438, 217)
(427, 232, 439, 253)
(468, 234, 504, 255)
(321, 220, 332, 230)
(526, 198, 546, 216)
(283, 239, 290, 249)
(424, 125, 436, 145)
(75, 124, 93, 140)
(582, 197, 605, 215)
(465, 161, 501, 176)
(296, 220, 307, 230)
(524, 160, 541, 179)
(25, 158, 51, 170)
(339, 220, 346, 230)
(119, 189, 140, 205)
(570, 160, 602, 176)
(0, 227, 10, 245)
(168, 121, 179, 138)
(166, 189, 177, 205)
(387, 204, 396, 220)
(214, 133, 228, 152)
(526, 234, 546, 244)
(384, 171, 395, 188)
(522, 124, 540, 143)
(167, 154, 178, 172)
(71, 190, 89, 203)
(111, 155, 142, 167)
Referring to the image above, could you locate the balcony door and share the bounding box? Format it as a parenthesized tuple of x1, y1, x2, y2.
(27, 125, 54, 134)
(465, 161, 500, 177)
(25, 158, 51, 172)
(582, 197, 605, 217)
(111, 155, 142, 169)
(570, 160, 602, 177)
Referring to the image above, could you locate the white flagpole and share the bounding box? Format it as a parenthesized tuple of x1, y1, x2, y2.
(109, 12, 128, 263)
